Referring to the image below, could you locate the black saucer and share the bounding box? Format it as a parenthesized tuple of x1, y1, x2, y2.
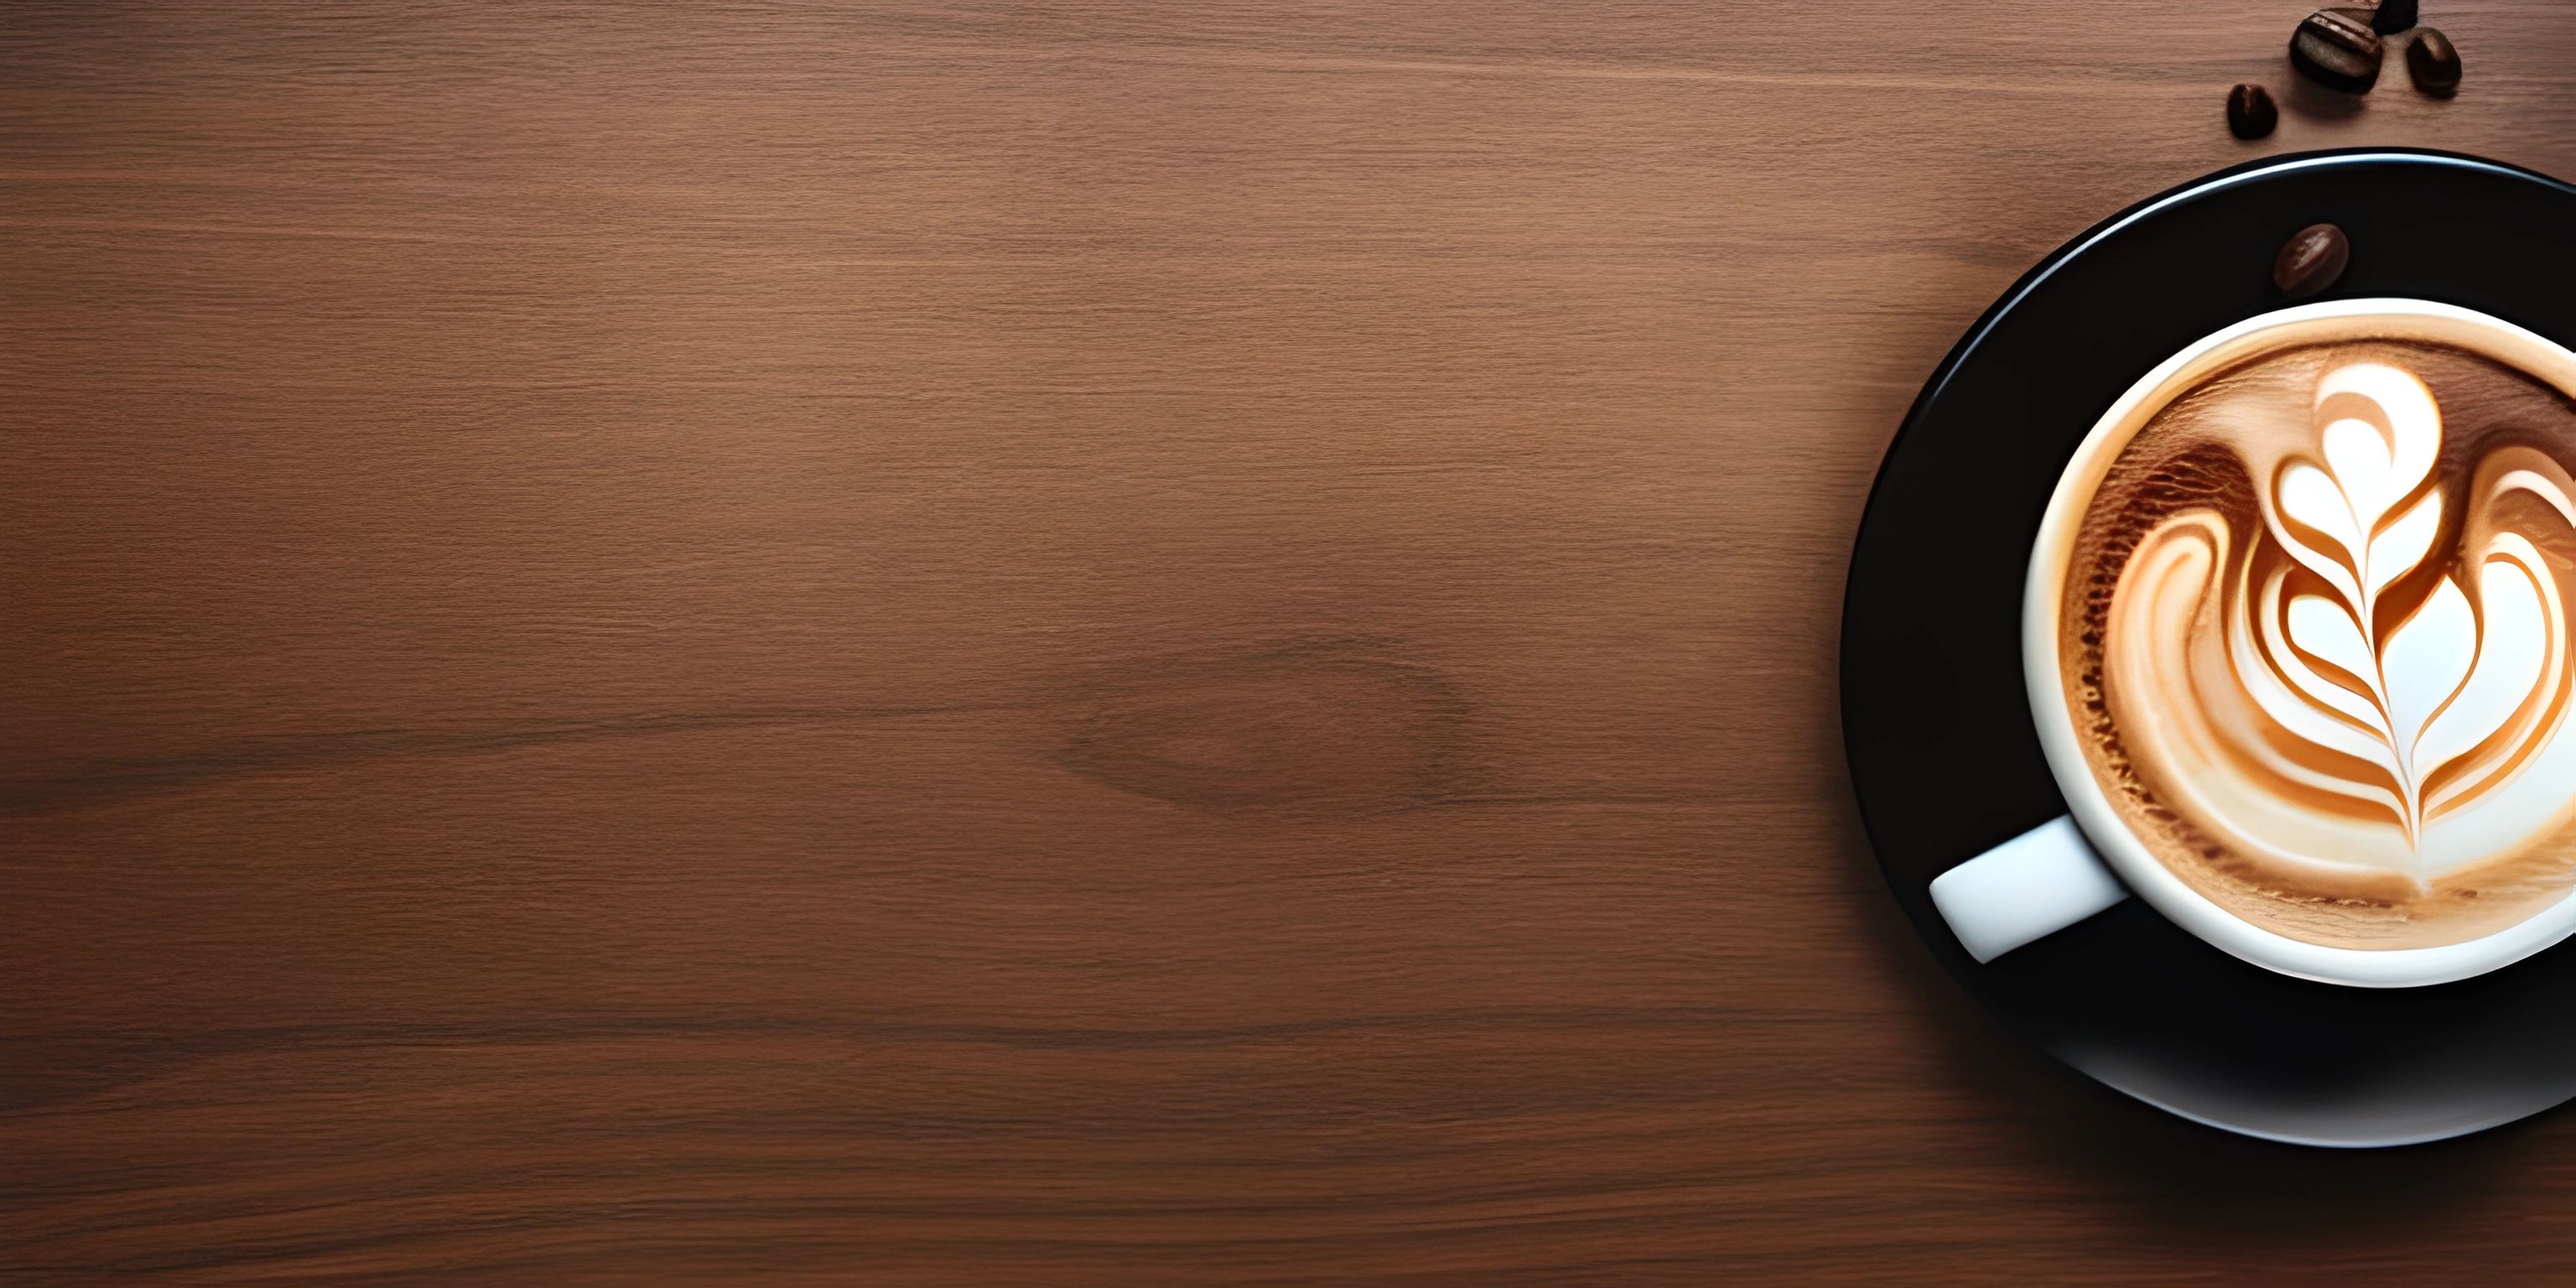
(1841, 149, 2576, 1147)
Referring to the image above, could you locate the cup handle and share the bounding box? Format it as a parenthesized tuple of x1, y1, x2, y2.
(1928, 816, 2131, 963)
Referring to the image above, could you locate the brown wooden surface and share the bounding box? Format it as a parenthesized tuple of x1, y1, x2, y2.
(9, 2, 2576, 1282)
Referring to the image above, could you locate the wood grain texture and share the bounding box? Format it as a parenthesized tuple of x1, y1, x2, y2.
(8, 2, 2576, 1281)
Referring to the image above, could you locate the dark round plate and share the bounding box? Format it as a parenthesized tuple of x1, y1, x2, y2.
(1841, 148, 2576, 1147)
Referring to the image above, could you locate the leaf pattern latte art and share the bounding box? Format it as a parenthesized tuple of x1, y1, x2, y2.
(2107, 361, 2576, 885)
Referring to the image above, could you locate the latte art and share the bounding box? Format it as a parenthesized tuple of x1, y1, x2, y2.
(2122, 365, 2576, 861)
(2065, 339, 2576, 948)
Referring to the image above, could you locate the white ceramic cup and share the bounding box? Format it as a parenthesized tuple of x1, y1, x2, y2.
(1930, 298, 2576, 988)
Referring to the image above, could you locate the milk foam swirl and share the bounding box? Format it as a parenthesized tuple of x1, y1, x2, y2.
(2106, 360, 2576, 891)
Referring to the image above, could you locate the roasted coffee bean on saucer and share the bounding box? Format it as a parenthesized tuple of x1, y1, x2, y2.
(2371, 0, 2418, 34)
(2291, 8, 2383, 92)
(2226, 84, 2278, 139)
(2409, 29, 2462, 95)
(2273, 222, 2350, 299)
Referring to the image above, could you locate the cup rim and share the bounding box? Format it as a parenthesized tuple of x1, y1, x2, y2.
(2023, 297, 2576, 988)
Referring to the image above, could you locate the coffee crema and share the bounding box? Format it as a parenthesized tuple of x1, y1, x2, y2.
(2062, 338, 2576, 949)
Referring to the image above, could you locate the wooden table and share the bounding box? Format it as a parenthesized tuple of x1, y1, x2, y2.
(10, 3, 2576, 1281)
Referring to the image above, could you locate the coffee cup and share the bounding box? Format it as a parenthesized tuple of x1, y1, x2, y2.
(1932, 298, 2576, 987)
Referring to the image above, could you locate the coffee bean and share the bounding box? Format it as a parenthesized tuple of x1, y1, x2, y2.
(2291, 8, 2383, 92)
(2371, 0, 2418, 35)
(2226, 84, 2278, 139)
(2273, 223, 2350, 299)
(2408, 28, 2462, 94)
